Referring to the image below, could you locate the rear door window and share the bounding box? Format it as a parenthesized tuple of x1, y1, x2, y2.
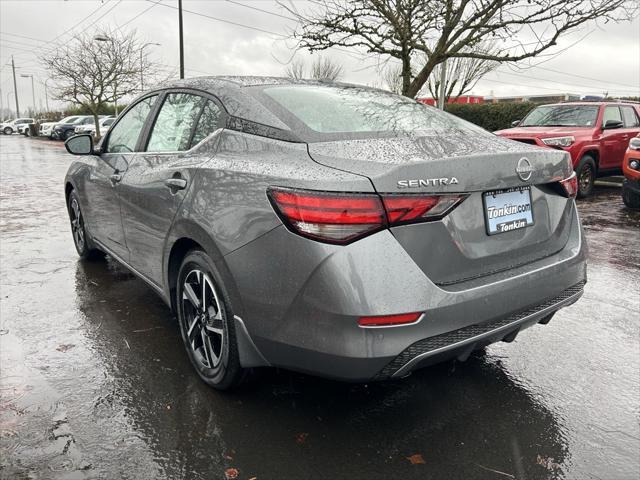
(621, 106, 639, 128)
(146, 93, 204, 152)
(190, 100, 223, 147)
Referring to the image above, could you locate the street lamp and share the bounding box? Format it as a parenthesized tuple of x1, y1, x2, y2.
(94, 35, 118, 115)
(140, 42, 161, 91)
(20, 74, 36, 114)
(43, 78, 52, 112)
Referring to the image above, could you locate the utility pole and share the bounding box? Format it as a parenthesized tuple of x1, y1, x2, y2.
(437, 59, 447, 110)
(178, 0, 184, 79)
(11, 56, 20, 117)
(44, 78, 51, 112)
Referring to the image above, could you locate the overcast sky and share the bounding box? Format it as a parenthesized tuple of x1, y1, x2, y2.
(1, 0, 639, 114)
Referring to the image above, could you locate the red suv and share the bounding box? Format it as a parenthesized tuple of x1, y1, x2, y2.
(495, 102, 640, 197)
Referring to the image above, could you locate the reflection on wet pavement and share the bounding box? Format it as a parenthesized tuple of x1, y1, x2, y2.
(1, 136, 638, 479)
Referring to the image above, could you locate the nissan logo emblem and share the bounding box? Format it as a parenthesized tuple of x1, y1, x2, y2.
(516, 157, 534, 182)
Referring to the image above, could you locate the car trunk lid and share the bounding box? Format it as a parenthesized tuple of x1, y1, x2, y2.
(307, 133, 575, 285)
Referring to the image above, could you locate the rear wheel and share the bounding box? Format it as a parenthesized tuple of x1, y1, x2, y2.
(67, 191, 102, 259)
(176, 250, 245, 390)
(3, 127, 12, 135)
(64, 130, 75, 140)
(576, 155, 597, 198)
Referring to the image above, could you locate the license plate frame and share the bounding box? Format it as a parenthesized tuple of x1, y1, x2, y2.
(482, 186, 534, 236)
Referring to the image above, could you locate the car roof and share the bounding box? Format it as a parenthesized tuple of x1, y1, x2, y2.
(147, 76, 380, 133)
(544, 101, 639, 107)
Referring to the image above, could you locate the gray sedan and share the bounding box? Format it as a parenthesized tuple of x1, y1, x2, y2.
(63, 77, 587, 389)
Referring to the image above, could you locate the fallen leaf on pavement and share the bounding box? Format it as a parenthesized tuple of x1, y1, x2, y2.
(224, 467, 239, 479)
(406, 454, 426, 465)
(56, 344, 75, 352)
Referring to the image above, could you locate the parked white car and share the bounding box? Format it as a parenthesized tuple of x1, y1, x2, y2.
(1, 118, 35, 135)
(75, 116, 115, 136)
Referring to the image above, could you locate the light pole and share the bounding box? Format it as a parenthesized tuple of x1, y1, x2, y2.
(10, 56, 20, 117)
(140, 42, 161, 91)
(178, 0, 184, 79)
(44, 78, 51, 112)
(94, 35, 118, 115)
(20, 74, 36, 114)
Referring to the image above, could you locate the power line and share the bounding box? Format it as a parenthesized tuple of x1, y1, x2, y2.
(494, 68, 639, 94)
(528, 65, 638, 89)
(0, 31, 48, 44)
(225, 0, 297, 21)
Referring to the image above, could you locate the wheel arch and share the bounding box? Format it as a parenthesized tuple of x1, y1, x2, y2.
(164, 220, 244, 318)
(581, 149, 600, 171)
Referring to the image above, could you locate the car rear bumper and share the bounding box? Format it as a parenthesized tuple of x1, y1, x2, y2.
(225, 202, 587, 381)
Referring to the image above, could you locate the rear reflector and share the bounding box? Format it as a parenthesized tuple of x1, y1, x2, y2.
(358, 312, 422, 327)
(268, 187, 466, 244)
(559, 171, 578, 198)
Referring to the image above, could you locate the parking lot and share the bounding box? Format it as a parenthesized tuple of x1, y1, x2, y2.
(0, 134, 638, 479)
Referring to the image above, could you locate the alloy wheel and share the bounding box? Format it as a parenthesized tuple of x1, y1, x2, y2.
(69, 197, 85, 251)
(579, 166, 593, 194)
(182, 269, 225, 369)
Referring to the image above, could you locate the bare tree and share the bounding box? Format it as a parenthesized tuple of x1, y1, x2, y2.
(284, 56, 343, 81)
(424, 45, 499, 102)
(310, 56, 343, 81)
(284, 0, 637, 97)
(285, 58, 306, 80)
(381, 64, 403, 94)
(41, 29, 157, 138)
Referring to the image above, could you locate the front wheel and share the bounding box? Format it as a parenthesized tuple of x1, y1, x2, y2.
(576, 155, 597, 198)
(64, 130, 75, 140)
(176, 250, 245, 390)
(67, 191, 102, 259)
(622, 180, 640, 209)
(3, 127, 12, 135)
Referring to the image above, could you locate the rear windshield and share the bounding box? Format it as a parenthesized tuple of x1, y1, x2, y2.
(521, 105, 599, 127)
(254, 84, 486, 142)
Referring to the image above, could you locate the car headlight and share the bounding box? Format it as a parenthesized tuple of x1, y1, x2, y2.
(542, 136, 575, 147)
(629, 137, 640, 151)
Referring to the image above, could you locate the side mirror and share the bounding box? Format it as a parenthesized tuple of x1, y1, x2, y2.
(65, 133, 94, 155)
(511, 120, 521, 127)
(603, 119, 624, 130)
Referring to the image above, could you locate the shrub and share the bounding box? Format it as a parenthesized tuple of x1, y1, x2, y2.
(445, 102, 537, 131)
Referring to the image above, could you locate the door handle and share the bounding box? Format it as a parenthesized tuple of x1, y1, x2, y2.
(165, 178, 187, 191)
(109, 173, 122, 185)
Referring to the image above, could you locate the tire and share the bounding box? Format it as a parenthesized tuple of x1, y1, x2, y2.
(622, 181, 640, 209)
(67, 190, 103, 260)
(64, 130, 75, 140)
(575, 155, 597, 198)
(3, 127, 12, 135)
(176, 249, 245, 390)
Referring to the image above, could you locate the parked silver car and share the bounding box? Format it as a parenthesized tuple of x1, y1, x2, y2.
(63, 77, 587, 390)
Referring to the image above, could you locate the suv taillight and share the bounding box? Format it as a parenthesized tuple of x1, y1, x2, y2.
(268, 187, 466, 244)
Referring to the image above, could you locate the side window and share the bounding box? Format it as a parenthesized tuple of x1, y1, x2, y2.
(146, 93, 204, 152)
(621, 106, 639, 128)
(106, 95, 157, 153)
(602, 106, 622, 126)
(190, 100, 222, 147)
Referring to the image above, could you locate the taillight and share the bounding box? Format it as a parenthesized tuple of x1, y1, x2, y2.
(381, 194, 466, 225)
(267, 188, 386, 244)
(268, 187, 467, 244)
(358, 312, 423, 327)
(559, 171, 578, 198)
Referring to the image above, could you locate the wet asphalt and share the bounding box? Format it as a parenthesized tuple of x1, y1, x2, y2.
(0, 134, 638, 480)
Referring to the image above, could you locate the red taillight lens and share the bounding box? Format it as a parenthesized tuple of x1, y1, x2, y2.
(267, 188, 385, 244)
(381, 194, 466, 225)
(358, 312, 422, 327)
(559, 171, 578, 198)
(268, 187, 466, 244)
